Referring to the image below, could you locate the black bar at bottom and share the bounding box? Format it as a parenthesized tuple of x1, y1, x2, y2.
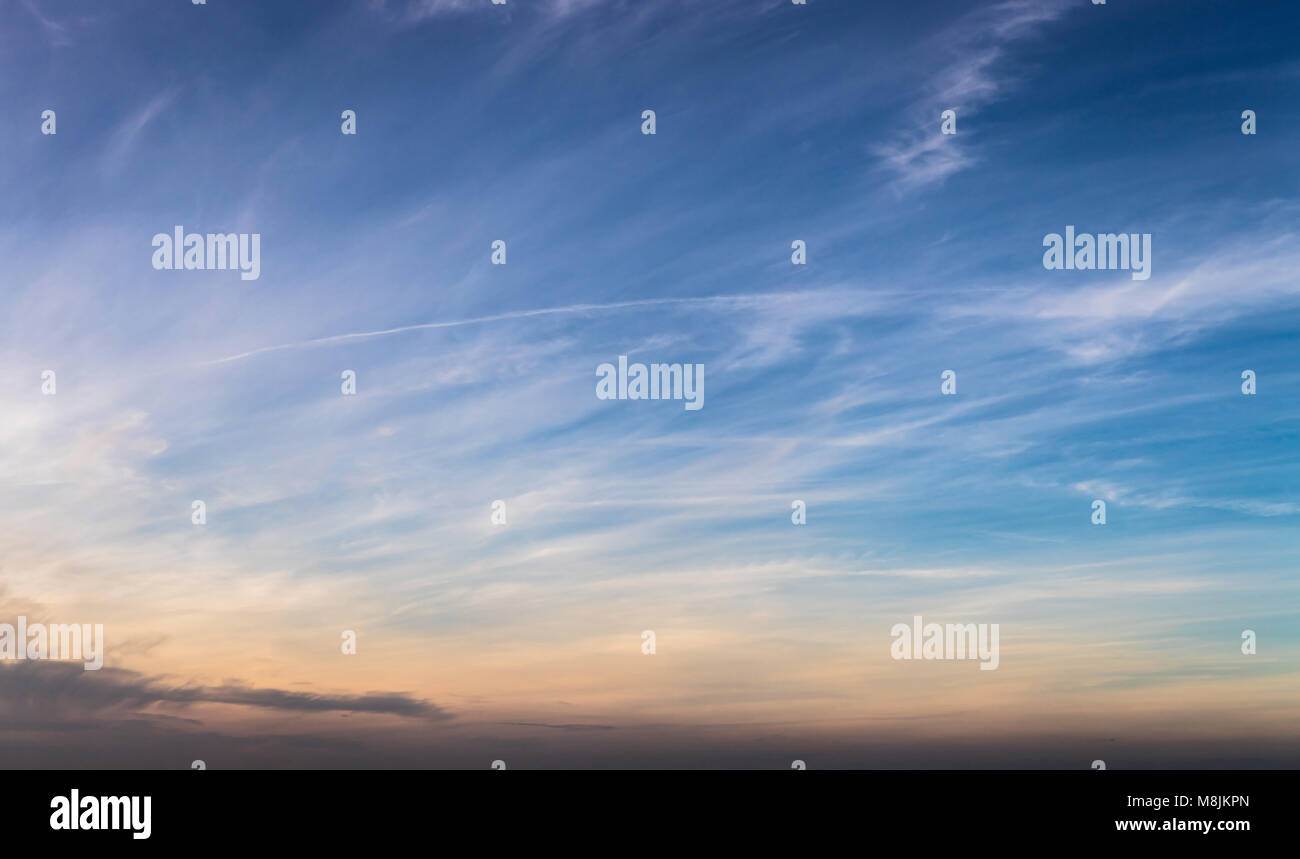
(7, 770, 1277, 846)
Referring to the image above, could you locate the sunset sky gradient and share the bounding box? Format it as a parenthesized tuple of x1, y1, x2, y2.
(1, 0, 1298, 768)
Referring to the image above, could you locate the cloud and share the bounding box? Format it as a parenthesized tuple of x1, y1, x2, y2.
(200, 291, 862, 366)
(0, 661, 452, 721)
(368, 0, 607, 25)
(17, 0, 101, 48)
(100, 88, 180, 179)
(498, 721, 614, 731)
(873, 0, 1072, 190)
(1073, 480, 1300, 519)
(943, 231, 1300, 364)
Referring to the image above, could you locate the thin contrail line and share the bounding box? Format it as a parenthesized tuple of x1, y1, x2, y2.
(199, 293, 791, 366)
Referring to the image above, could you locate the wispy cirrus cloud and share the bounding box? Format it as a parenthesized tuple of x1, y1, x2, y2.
(873, 0, 1072, 190)
(367, 0, 608, 25)
(100, 88, 180, 179)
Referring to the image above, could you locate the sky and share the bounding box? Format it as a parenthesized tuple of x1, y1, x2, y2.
(1, 0, 1298, 768)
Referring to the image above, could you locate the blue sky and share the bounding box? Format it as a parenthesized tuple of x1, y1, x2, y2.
(1, 0, 1298, 767)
